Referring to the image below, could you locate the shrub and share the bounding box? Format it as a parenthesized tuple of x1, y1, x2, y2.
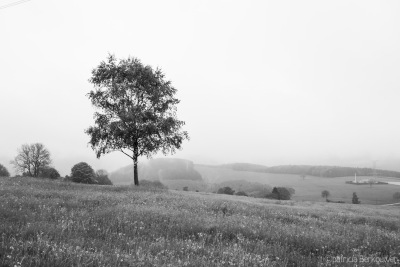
(352, 192, 360, 204)
(70, 162, 96, 184)
(40, 167, 60, 179)
(235, 191, 248, 196)
(0, 164, 10, 177)
(267, 187, 293, 200)
(217, 186, 235, 195)
(94, 169, 113, 185)
(183, 186, 189, 191)
(393, 192, 400, 200)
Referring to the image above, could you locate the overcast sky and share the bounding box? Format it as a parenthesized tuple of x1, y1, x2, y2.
(1, 0, 400, 176)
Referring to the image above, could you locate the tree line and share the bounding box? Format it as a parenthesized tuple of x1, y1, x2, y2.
(217, 185, 295, 200)
(0, 143, 112, 185)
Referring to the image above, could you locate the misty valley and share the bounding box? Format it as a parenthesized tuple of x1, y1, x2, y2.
(111, 158, 400, 205)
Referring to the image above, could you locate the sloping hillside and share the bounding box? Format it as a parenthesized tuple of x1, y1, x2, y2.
(1, 177, 400, 266)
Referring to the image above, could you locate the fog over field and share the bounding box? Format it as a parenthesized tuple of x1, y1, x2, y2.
(1, 1, 400, 176)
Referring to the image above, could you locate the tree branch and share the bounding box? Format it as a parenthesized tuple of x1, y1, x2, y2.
(120, 149, 134, 160)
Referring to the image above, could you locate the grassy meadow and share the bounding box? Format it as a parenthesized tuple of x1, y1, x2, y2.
(1, 177, 400, 266)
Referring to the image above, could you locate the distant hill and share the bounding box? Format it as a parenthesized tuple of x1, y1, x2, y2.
(204, 162, 400, 178)
(110, 158, 203, 185)
(110, 158, 400, 186)
(216, 163, 269, 172)
(265, 165, 400, 178)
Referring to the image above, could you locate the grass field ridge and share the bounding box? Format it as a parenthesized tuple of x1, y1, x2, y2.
(1, 177, 400, 266)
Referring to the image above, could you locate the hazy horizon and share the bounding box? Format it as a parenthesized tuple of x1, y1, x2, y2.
(1, 0, 400, 176)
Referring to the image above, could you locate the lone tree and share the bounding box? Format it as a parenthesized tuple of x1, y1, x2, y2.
(352, 192, 360, 204)
(0, 163, 10, 177)
(321, 190, 330, 201)
(86, 55, 189, 186)
(11, 143, 51, 177)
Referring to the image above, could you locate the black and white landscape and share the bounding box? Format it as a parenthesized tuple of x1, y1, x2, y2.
(1, 1, 400, 266)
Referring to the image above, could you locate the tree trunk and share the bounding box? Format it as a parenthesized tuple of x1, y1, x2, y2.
(133, 142, 139, 186)
(133, 158, 139, 186)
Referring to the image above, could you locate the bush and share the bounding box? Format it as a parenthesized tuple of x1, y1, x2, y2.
(393, 192, 400, 200)
(94, 169, 113, 185)
(267, 187, 293, 200)
(40, 167, 60, 179)
(352, 192, 360, 204)
(0, 164, 10, 177)
(70, 162, 96, 184)
(217, 186, 235, 195)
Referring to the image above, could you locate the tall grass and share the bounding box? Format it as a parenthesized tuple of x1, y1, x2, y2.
(1, 177, 400, 266)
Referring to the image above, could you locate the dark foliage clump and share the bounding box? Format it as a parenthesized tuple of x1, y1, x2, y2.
(352, 192, 360, 204)
(71, 162, 96, 184)
(94, 170, 113, 185)
(0, 163, 10, 177)
(40, 167, 60, 179)
(266, 187, 295, 200)
(217, 186, 235, 195)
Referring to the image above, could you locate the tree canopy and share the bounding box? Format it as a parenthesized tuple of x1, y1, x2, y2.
(86, 55, 189, 185)
(268, 187, 294, 200)
(11, 143, 52, 177)
(71, 162, 96, 184)
(217, 186, 235, 195)
(40, 167, 60, 179)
